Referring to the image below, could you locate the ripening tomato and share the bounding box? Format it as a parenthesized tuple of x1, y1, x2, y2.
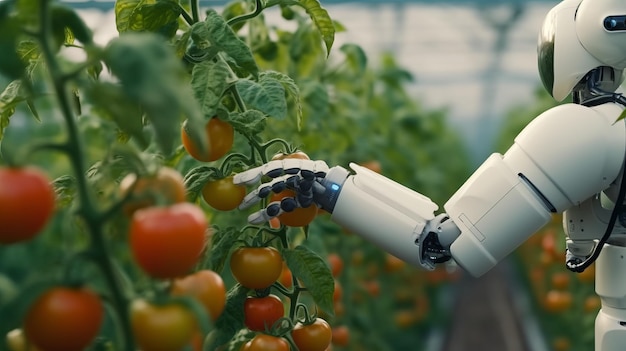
(130, 203, 207, 279)
(202, 176, 246, 211)
(271, 151, 310, 161)
(326, 254, 343, 277)
(171, 270, 226, 321)
(0, 167, 55, 244)
(119, 167, 186, 216)
(331, 325, 349, 347)
(182, 117, 234, 162)
(24, 287, 103, 351)
(131, 299, 196, 351)
(244, 294, 285, 331)
(230, 247, 283, 289)
(279, 262, 293, 288)
(543, 290, 573, 313)
(247, 334, 289, 351)
(291, 318, 332, 351)
(270, 189, 318, 227)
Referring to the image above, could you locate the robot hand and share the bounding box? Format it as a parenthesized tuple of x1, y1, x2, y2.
(234, 160, 457, 270)
(233, 159, 348, 224)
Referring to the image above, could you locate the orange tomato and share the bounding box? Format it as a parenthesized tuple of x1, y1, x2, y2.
(182, 117, 234, 162)
(119, 167, 186, 216)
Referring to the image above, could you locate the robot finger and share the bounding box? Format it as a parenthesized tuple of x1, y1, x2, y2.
(238, 174, 301, 210)
(246, 195, 309, 224)
(234, 160, 330, 186)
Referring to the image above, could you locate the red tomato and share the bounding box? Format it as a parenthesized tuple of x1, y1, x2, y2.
(130, 203, 207, 279)
(270, 189, 318, 227)
(0, 167, 55, 244)
(202, 176, 246, 211)
(292, 318, 332, 351)
(130, 299, 196, 351)
(24, 287, 103, 351)
(230, 247, 283, 289)
(244, 295, 285, 331)
(171, 270, 227, 321)
(119, 167, 186, 216)
(182, 117, 234, 162)
(247, 334, 289, 351)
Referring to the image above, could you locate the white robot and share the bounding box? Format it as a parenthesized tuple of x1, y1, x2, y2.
(233, 0, 626, 349)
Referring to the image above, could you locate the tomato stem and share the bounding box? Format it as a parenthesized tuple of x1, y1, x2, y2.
(190, 0, 200, 23)
(226, 0, 265, 27)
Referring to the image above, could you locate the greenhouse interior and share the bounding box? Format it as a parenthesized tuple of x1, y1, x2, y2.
(0, 0, 617, 350)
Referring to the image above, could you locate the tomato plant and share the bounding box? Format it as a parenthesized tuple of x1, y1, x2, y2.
(0, 167, 55, 244)
(119, 167, 186, 215)
(243, 294, 285, 332)
(292, 318, 332, 351)
(182, 117, 234, 162)
(23, 287, 103, 351)
(130, 299, 196, 351)
(171, 270, 227, 321)
(202, 176, 246, 211)
(246, 334, 290, 351)
(270, 189, 318, 227)
(230, 247, 283, 290)
(130, 203, 207, 279)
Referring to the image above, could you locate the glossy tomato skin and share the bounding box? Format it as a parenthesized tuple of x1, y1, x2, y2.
(247, 334, 290, 351)
(171, 270, 227, 321)
(130, 203, 207, 279)
(230, 247, 283, 289)
(24, 287, 103, 351)
(0, 167, 55, 244)
(182, 118, 234, 162)
(292, 318, 332, 351)
(270, 189, 318, 227)
(243, 294, 285, 331)
(202, 176, 246, 211)
(119, 167, 186, 216)
(131, 299, 196, 351)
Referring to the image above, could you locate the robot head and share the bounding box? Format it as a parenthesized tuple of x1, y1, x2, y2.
(537, 0, 626, 101)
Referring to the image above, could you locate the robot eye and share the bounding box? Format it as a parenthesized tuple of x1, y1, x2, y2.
(604, 16, 626, 31)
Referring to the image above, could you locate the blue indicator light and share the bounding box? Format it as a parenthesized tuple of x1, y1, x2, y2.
(331, 184, 340, 191)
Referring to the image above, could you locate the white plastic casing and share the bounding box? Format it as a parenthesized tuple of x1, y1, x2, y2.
(445, 103, 626, 277)
(330, 163, 438, 267)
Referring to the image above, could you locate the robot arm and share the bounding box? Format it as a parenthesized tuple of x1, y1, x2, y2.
(234, 102, 625, 278)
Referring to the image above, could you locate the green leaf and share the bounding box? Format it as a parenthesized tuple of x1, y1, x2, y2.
(103, 33, 206, 155)
(205, 227, 243, 274)
(0, 80, 25, 140)
(191, 60, 230, 119)
(204, 9, 258, 78)
(129, 0, 181, 37)
(228, 110, 266, 139)
(283, 245, 335, 314)
(115, 0, 140, 33)
(51, 4, 93, 45)
(296, 0, 335, 56)
(206, 284, 248, 350)
(0, 17, 25, 80)
(260, 70, 302, 124)
(340, 43, 367, 74)
(301, 81, 329, 128)
(86, 82, 146, 147)
(236, 76, 287, 119)
(183, 165, 219, 202)
(52, 175, 76, 208)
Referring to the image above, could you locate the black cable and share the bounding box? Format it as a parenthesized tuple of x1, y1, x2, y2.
(567, 162, 626, 273)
